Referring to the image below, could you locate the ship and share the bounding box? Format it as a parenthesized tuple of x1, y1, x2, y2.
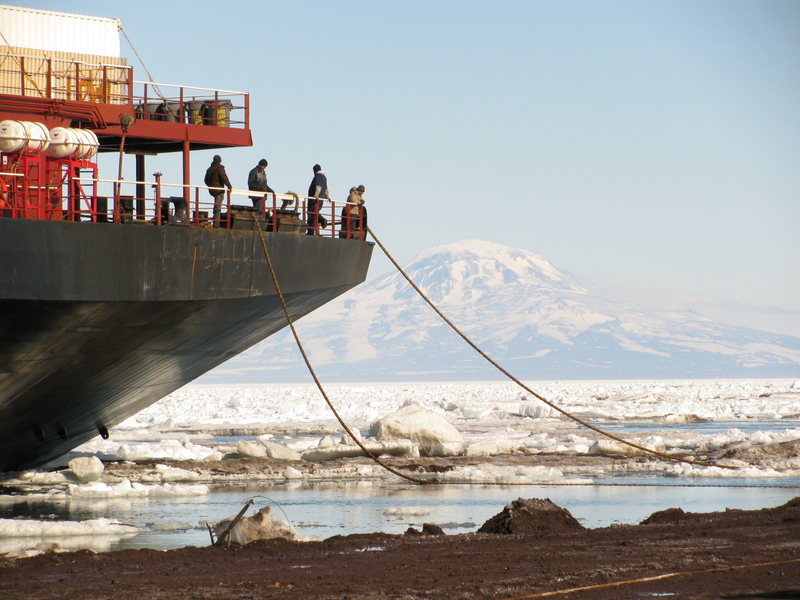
(0, 6, 372, 471)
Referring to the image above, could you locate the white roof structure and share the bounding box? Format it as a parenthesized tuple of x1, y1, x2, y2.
(0, 4, 120, 57)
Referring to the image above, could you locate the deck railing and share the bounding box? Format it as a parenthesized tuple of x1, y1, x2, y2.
(0, 52, 132, 104)
(0, 171, 366, 239)
(133, 81, 249, 129)
(0, 52, 248, 130)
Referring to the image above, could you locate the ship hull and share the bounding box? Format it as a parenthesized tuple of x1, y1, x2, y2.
(0, 219, 372, 470)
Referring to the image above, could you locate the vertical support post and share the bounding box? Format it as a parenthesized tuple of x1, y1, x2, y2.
(182, 140, 190, 202)
(74, 62, 80, 101)
(135, 154, 145, 219)
(127, 66, 133, 105)
(102, 65, 108, 103)
(225, 188, 230, 229)
(154, 172, 162, 226)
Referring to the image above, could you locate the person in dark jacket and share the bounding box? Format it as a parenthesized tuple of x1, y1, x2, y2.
(204, 155, 232, 228)
(248, 158, 274, 214)
(306, 164, 329, 235)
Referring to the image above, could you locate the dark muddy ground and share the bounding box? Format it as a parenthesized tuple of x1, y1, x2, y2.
(1, 495, 799, 599)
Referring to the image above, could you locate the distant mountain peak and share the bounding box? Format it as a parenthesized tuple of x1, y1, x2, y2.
(204, 240, 800, 383)
(375, 239, 587, 303)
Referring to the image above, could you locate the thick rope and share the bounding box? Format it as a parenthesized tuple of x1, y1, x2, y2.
(366, 226, 736, 471)
(251, 217, 435, 484)
(118, 24, 169, 104)
(497, 557, 800, 599)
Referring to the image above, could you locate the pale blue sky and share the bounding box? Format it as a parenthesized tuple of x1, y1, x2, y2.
(13, 0, 800, 335)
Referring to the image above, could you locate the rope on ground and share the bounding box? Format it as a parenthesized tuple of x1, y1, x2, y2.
(366, 226, 736, 471)
(496, 557, 800, 599)
(252, 217, 435, 485)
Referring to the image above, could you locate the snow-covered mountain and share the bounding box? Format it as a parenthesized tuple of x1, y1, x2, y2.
(201, 240, 800, 383)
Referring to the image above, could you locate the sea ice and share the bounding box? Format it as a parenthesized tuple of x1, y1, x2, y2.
(284, 467, 303, 480)
(214, 505, 303, 544)
(383, 507, 431, 517)
(66, 479, 208, 498)
(465, 441, 500, 457)
(430, 442, 466, 457)
(68, 457, 104, 483)
(154, 464, 202, 482)
(259, 439, 302, 461)
(301, 440, 417, 462)
(0, 517, 139, 538)
(237, 440, 267, 458)
(370, 404, 463, 455)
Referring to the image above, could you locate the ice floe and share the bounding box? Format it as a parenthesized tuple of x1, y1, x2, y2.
(0, 518, 139, 558)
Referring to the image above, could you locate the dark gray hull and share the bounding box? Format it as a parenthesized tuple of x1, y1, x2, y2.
(0, 219, 373, 471)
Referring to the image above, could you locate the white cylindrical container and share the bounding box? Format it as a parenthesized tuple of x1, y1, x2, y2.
(72, 129, 99, 160)
(0, 120, 51, 153)
(21, 121, 50, 152)
(47, 127, 78, 158)
(0, 120, 26, 153)
(48, 127, 98, 159)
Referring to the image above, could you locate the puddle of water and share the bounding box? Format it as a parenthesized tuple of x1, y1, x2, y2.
(1, 478, 797, 552)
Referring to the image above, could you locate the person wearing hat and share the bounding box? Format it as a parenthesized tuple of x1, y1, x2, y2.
(306, 164, 329, 235)
(248, 158, 274, 214)
(204, 155, 232, 228)
(340, 184, 365, 239)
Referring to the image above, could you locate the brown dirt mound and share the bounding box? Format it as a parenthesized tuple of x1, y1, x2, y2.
(405, 523, 445, 536)
(477, 497, 584, 534)
(640, 506, 687, 525)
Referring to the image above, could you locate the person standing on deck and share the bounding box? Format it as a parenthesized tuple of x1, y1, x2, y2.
(248, 158, 274, 214)
(205, 155, 232, 228)
(306, 164, 329, 235)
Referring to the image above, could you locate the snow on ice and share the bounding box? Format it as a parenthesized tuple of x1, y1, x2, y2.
(2, 379, 800, 556)
(11, 379, 800, 483)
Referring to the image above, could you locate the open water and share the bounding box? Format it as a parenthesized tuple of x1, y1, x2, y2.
(2, 475, 798, 553)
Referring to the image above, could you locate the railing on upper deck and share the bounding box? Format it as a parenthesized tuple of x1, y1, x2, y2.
(133, 81, 249, 129)
(0, 51, 132, 104)
(0, 170, 366, 240)
(0, 52, 249, 131)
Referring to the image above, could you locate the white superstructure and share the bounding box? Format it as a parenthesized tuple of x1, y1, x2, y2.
(0, 4, 120, 57)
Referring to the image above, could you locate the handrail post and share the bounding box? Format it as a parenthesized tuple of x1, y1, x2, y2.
(102, 65, 108, 103)
(46, 57, 52, 98)
(225, 188, 230, 228)
(154, 172, 162, 225)
(127, 66, 133, 105)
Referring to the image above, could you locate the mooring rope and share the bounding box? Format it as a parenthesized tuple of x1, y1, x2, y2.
(365, 226, 736, 471)
(496, 556, 800, 599)
(252, 217, 434, 484)
(118, 25, 169, 104)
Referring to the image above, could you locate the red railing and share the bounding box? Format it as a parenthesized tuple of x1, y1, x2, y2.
(133, 81, 248, 129)
(0, 157, 365, 238)
(0, 52, 248, 130)
(0, 52, 132, 104)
